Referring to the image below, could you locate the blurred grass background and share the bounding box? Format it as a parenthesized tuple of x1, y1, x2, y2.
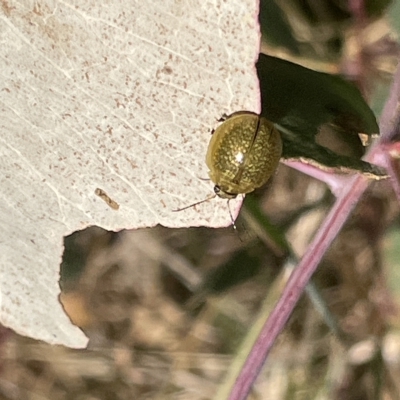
(3, 1, 400, 399)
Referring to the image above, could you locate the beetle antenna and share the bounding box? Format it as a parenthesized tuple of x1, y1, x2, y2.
(174, 195, 239, 231)
(227, 199, 237, 230)
(173, 194, 216, 212)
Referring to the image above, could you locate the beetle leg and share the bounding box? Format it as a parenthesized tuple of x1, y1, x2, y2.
(217, 113, 229, 122)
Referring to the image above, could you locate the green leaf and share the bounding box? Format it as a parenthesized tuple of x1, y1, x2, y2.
(256, 54, 379, 135)
(256, 54, 386, 177)
(281, 127, 386, 178)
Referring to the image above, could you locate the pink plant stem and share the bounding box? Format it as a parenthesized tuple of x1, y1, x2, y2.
(385, 154, 400, 203)
(349, 0, 367, 22)
(228, 167, 369, 400)
(227, 60, 400, 400)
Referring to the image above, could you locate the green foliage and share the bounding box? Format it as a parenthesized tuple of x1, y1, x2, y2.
(256, 54, 386, 177)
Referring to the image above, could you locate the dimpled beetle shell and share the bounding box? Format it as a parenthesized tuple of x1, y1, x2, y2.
(206, 111, 282, 199)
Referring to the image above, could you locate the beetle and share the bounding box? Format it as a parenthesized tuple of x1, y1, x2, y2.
(207, 111, 282, 199)
(175, 111, 282, 221)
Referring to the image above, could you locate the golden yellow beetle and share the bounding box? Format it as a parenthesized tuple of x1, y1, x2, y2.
(207, 111, 282, 199)
(175, 111, 282, 215)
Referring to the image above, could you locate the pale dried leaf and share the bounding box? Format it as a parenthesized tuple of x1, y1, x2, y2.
(0, 1, 260, 346)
